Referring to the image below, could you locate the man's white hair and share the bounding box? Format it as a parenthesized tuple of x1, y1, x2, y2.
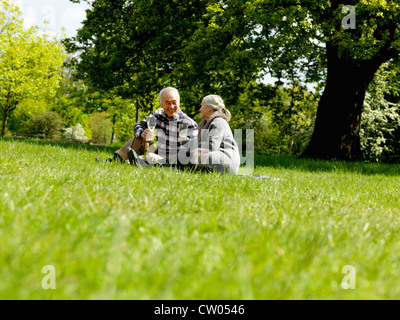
(159, 87, 180, 104)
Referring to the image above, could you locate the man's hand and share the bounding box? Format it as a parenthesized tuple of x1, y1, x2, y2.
(141, 129, 154, 140)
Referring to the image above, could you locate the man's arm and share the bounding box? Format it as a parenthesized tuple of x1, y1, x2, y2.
(134, 113, 159, 140)
(133, 120, 148, 138)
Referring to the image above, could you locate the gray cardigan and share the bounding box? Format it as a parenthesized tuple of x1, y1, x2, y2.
(181, 113, 241, 174)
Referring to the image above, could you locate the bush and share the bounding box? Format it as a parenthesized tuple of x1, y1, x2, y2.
(6, 99, 48, 133)
(63, 123, 89, 142)
(22, 111, 65, 139)
(232, 111, 274, 154)
(89, 112, 112, 144)
(53, 100, 91, 136)
(360, 100, 400, 161)
(230, 83, 318, 155)
(291, 118, 315, 155)
(114, 113, 137, 143)
(360, 63, 400, 162)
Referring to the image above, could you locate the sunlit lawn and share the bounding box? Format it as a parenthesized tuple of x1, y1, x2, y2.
(1, 138, 400, 299)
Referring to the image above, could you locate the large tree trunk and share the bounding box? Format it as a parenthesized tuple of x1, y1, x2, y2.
(302, 44, 382, 161)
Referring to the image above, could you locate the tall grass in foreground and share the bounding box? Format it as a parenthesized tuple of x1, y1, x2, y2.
(0, 138, 400, 299)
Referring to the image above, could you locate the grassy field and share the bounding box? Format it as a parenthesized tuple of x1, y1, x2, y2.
(1, 137, 400, 299)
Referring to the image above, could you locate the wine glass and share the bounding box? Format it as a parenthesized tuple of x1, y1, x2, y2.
(146, 116, 157, 141)
(178, 123, 188, 138)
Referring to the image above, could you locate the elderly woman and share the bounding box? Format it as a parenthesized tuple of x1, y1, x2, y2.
(180, 94, 241, 174)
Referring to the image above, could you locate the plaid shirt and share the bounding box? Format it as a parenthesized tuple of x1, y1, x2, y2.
(133, 108, 198, 161)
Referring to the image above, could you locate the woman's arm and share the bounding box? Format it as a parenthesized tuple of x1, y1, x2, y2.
(202, 118, 227, 152)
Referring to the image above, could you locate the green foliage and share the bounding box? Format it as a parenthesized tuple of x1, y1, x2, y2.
(51, 78, 142, 144)
(0, 0, 66, 136)
(64, 0, 399, 160)
(22, 111, 65, 139)
(360, 62, 400, 162)
(266, 84, 318, 155)
(89, 112, 112, 144)
(54, 98, 90, 130)
(52, 80, 101, 132)
(63, 0, 208, 116)
(6, 99, 47, 133)
(230, 82, 318, 155)
(114, 113, 137, 143)
(229, 85, 277, 154)
(99, 94, 137, 143)
(329, 1, 400, 60)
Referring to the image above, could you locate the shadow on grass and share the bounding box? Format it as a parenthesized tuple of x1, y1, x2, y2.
(1, 137, 121, 154)
(3, 138, 399, 177)
(255, 154, 400, 177)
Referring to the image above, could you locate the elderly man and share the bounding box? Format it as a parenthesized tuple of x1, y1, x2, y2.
(113, 87, 198, 165)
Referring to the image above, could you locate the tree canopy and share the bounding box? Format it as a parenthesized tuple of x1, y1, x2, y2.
(0, 0, 66, 136)
(66, 0, 400, 159)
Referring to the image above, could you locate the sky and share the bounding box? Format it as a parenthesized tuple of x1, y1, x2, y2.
(15, 0, 90, 38)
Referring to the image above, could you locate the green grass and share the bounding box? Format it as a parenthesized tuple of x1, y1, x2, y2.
(1, 138, 400, 299)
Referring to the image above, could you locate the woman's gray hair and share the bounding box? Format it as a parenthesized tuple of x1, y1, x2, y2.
(159, 87, 180, 104)
(202, 94, 231, 121)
